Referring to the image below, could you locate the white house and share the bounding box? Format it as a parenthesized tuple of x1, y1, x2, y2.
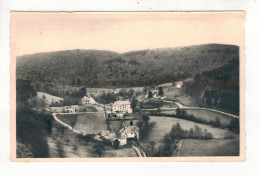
(175, 81, 183, 89)
(64, 105, 80, 113)
(112, 100, 133, 114)
(81, 95, 96, 105)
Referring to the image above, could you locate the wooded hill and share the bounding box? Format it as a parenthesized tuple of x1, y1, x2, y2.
(16, 44, 239, 88)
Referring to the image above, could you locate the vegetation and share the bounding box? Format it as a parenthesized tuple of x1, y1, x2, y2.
(17, 44, 238, 88)
(152, 123, 213, 157)
(93, 144, 105, 157)
(158, 87, 164, 96)
(140, 100, 168, 109)
(113, 139, 120, 149)
(148, 91, 153, 98)
(16, 79, 53, 158)
(184, 58, 239, 114)
(136, 115, 156, 140)
(95, 93, 117, 104)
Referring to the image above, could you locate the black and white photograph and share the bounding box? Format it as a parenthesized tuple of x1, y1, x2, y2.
(10, 12, 245, 161)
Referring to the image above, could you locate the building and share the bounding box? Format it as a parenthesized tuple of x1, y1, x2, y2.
(119, 125, 139, 142)
(64, 105, 80, 113)
(175, 81, 183, 89)
(112, 100, 133, 114)
(81, 95, 96, 105)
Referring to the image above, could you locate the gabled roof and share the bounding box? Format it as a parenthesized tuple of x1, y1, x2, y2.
(113, 100, 131, 105)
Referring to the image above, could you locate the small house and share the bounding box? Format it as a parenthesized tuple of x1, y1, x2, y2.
(81, 95, 96, 105)
(64, 105, 80, 113)
(119, 125, 139, 142)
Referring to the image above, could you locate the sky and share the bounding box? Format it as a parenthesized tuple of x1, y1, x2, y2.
(10, 12, 245, 57)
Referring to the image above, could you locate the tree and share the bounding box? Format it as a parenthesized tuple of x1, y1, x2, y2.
(79, 87, 86, 97)
(142, 115, 150, 125)
(228, 118, 239, 134)
(143, 87, 148, 95)
(148, 91, 153, 98)
(131, 98, 138, 111)
(113, 139, 120, 149)
(214, 117, 221, 128)
(130, 120, 133, 126)
(158, 87, 164, 96)
(93, 144, 105, 157)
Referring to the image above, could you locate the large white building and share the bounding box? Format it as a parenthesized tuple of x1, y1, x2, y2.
(112, 100, 133, 114)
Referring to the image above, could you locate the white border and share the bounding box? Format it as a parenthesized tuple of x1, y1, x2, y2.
(1, 0, 260, 176)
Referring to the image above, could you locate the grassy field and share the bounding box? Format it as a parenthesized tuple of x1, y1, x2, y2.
(103, 148, 137, 157)
(146, 116, 235, 144)
(37, 92, 63, 104)
(179, 139, 239, 156)
(57, 113, 107, 134)
(109, 121, 122, 132)
(185, 109, 233, 125)
(164, 89, 197, 107)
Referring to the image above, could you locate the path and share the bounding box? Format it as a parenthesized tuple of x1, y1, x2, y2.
(132, 146, 146, 157)
(52, 113, 82, 134)
(141, 101, 239, 118)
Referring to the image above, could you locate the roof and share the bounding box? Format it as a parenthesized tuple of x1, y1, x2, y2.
(120, 126, 139, 133)
(113, 100, 131, 105)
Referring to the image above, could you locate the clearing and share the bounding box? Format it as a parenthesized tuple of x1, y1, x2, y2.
(57, 113, 107, 134)
(37, 92, 63, 105)
(179, 139, 239, 156)
(164, 88, 197, 107)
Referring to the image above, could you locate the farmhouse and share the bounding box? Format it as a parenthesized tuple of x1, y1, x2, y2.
(81, 95, 96, 105)
(112, 100, 133, 114)
(64, 105, 80, 113)
(119, 125, 139, 143)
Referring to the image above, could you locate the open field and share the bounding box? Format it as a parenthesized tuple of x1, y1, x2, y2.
(103, 148, 137, 157)
(179, 139, 239, 156)
(109, 121, 122, 132)
(146, 116, 235, 143)
(185, 109, 233, 125)
(164, 89, 198, 107)
(57, 113, 107, 134)
(37, 92, 63, 105)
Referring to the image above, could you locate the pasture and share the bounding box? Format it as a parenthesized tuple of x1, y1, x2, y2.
(185, 109, 233, 125)
(57, 113, 107, 134)
(146, 116, 236, 143)
(164, 89, 197, 107)
(37, 91, 63, 105)
(179, 139, 239, 156)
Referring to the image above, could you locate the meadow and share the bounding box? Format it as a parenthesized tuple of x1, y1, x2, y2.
(179, 138, 239, 156)
(146, 116, 236, 144)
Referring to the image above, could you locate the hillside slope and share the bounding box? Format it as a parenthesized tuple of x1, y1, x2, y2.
(16, 44, 239, 88)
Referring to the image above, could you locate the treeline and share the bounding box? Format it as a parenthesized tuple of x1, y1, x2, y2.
(184, 58, 239, 115)
(146, 123, 213, 157)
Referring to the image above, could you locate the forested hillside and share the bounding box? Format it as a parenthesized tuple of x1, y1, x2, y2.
(16, 44, 239, 88)
(183, 58, 239, 115)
